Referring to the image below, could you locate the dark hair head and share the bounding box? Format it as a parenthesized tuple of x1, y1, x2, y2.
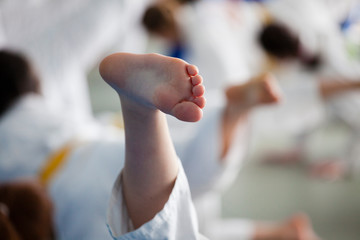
(0, 50, 41, 117)
(142, 4, 176, 35)
(0, 180, 55, 240)
(258, 22, 301, 59)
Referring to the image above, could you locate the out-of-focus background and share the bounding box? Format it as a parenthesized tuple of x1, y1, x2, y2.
(85, 0, 360, 239)
(1, 0, 360, 239)
(87, 57, 360, 240)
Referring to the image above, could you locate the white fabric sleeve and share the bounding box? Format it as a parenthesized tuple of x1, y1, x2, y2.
(175, 90, 250, 199)
(107, 160, 208, 240)
(254, 69, 325, 137)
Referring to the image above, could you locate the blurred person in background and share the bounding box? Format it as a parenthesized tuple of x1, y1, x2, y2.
(253, 0, 360, 180)
(0, 0, 150, 129)
(141, 1, 321, 240)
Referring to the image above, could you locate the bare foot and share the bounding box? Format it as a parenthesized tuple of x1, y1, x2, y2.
(254, 214, 320, 240)
(309, 160, 346, 181)
(99, 52, 205, 122)
(225, 72, 282, 112)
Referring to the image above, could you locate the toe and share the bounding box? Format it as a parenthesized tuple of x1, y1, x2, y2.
(194, 96, 206, 108)
(191, 75, 203, 85)
(192, 84, 205, 97)
(172, 102, 203, 122)
(186, 64, 199, 76)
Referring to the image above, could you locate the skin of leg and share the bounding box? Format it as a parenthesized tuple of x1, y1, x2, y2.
(99, 52, 205, 228)
(319, 78, 360, 100)
(121, 101, 180, 229)
(252, 214, 320, 240)
(220, 73, 282, 159)
(220, 106, 250, 159)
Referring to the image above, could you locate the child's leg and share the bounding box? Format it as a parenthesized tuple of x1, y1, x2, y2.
(225, 73, 282, 111)
(99, 53, 205, 228)
(221, 73, 282, 158)
(319, 78, 360, 100)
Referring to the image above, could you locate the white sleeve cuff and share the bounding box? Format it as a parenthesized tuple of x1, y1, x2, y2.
(107, 160, 207, 240)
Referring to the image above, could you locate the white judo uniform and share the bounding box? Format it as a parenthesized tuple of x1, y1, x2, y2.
(0, 94, 207, 240)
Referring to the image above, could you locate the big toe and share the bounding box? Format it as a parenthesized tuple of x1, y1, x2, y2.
(171, 102, 203, 122)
